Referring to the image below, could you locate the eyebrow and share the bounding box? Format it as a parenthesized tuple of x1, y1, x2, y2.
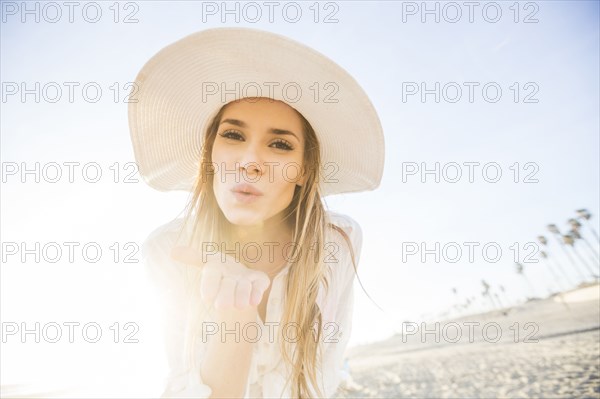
(220, 118, 300, 142)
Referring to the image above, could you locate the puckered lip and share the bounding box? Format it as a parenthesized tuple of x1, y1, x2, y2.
(230, 183, 264, 196)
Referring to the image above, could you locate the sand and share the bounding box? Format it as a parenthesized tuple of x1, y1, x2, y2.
(336, 283, 600, 399)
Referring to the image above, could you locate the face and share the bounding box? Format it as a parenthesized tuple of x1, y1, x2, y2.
(211, 98, 306, 227)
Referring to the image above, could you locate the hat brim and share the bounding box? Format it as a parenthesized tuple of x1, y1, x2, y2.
(128, 27, 385, 197)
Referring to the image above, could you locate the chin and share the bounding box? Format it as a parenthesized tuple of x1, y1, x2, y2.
(222, 209, 266, 226)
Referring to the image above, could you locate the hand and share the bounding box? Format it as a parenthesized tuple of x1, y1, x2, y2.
(171, 246, 271, 311)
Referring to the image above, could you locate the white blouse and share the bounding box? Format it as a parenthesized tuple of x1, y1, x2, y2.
(142, 210, 362, 398)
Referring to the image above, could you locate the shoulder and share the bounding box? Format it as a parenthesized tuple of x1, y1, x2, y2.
(318, 211, 363, 318)
(141, 217, 192, 288)
(325, 210, 363, 250)
(325, 210, 361, 232)
(142, 218, 188, 257)
(324, 210, 364, 266)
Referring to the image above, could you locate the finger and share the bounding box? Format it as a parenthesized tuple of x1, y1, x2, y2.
(200, 266, 222, 304)
(234, 279, 253, 309)
(171, 246, 206, 267)
(252, 271, 271, 291)
(214, 276, 237, 310)
(249, 274, 271, 306)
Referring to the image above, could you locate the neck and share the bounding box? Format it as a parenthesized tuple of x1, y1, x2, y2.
(229, 212, 295, 273)
(231, 212, 291, 242)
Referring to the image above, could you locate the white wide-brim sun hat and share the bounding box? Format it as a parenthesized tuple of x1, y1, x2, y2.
(128, 27, 385, 197)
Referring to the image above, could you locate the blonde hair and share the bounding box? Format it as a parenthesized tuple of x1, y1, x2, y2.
(174, 99, 359, 398)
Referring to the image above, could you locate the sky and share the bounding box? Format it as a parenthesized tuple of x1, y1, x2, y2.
(1, 0, 599, 395)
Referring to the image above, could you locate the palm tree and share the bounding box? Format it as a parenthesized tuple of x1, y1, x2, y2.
(563, 233, 597, 279)
(515, 262, 537, 298)
(547, 224, 587, 281)
(463, 297, 473, 311)
(576, 209, 599, 242)
(481, 280, 497, 309)
(538, 235, 574, 288)
(450, 287, 462, 316)
(569, 219, 600, 262)
(498, 284, 511, 306)
(540, 250, 572, 289)
(569, 229, 600, 281)
(493, 292, 505, 308)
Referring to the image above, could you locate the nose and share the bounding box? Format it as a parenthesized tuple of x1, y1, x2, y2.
(238, 144, 263, 178)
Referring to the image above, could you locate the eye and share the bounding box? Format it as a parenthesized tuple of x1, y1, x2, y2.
(218, 130, 244, 141)
(271, 139, 294, 151)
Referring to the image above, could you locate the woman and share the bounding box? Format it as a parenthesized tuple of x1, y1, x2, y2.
(130, 28, 385, 398)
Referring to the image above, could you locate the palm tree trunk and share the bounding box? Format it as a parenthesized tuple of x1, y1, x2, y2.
(553, 235, 587, 281)
(568, 245, 597, 278)
(543, 259, 566, 291)
(582, 219, 600, 242)
(521, 275, 537, 297)
(547, 254, 575, 287)
(581, 236, 600, 262)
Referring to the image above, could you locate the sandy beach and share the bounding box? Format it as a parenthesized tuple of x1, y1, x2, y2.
(337, 283, 600, 399)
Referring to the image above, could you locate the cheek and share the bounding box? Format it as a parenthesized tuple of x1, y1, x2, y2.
(289, 160, 305, 183)
(211, 142, 226, 164)
(210, 146, 227, 196)
(270, 169, 300, 200)
(211, 145, 234, 184)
